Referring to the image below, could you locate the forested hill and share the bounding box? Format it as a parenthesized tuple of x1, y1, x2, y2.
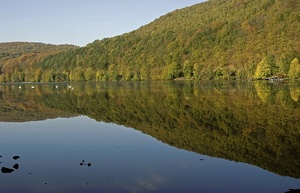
(0, 42, 77, 82)
(0, 42, 76, 58)
(1, 0, 300, 82)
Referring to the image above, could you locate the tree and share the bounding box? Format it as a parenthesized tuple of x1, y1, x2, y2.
(166, 62, 181, 80)
(42, 70, 55, 82)
(278, 53, 292, 75)
(254, 57, 272, 79)
(183, 60, 193, 79)
(288, 58, 300, 79)
(140, 63, 150, 80)
(34, 68, 42, 82)
(84, 67, 96, 81)
(71, 67, 85, 81)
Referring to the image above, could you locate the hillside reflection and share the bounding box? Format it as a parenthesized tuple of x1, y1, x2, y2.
(1, 81, 300, 178)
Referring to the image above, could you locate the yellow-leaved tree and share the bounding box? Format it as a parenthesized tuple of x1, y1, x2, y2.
(254, 57, 273, 79)
(288, 58, 300, 79)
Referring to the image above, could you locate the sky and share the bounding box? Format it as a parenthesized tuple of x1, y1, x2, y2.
(0, 0, 206, 47)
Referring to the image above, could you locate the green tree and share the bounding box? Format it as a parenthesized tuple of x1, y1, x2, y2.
(166, 62, 181, 80)
(192, 63, 202, 79)
(237, 66, 247, 80)
(140, 63, 150, 80)
(278, 53, 292, 75)
(0, 74, 5, 82)
(42, 70, 55, 82)
(34, 68, 42, 82)
(18, 71, 25, 82)
(11, 72, 20, 82)
(96, 69, 108, 81)
(71, 67, 85, 81)
(84, 67, 96, 81)
(183, 60, 193, 79)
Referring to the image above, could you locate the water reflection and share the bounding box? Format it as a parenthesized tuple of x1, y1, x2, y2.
(0, 81, 300, 193)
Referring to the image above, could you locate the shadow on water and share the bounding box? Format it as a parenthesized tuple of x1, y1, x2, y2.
(285, 189, 300, 193)
(0, 80, 300, 180)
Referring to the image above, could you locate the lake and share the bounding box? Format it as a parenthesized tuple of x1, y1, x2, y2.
(0, 81, 300, 193)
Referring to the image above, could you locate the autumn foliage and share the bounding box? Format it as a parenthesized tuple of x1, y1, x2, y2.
(1, 0, 300, 82)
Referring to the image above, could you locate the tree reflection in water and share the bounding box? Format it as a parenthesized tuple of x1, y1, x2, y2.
(0, 81, 300, 180)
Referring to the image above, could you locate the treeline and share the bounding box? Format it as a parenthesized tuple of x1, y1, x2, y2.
(0, 0, 300, 82)
(1, 81, 300, 178)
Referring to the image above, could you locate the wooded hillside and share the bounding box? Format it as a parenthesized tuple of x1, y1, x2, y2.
(1, 0, 300, 82)
(0, 42, 77, 82)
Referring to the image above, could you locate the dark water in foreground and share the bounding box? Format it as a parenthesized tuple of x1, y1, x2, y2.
(0, 81, 300, 193)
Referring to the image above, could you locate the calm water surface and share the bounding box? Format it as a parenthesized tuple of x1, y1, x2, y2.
(0, 81, 300, 193)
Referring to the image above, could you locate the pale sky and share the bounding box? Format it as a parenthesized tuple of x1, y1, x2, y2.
(0, 0, 206, 46)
